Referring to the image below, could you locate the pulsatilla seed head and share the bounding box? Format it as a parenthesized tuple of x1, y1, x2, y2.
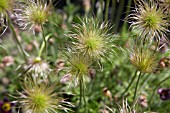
(15, 78, 74, 113)
(130, 45, 158, 73)
(14, 0, 52, 31)
(129, 0, 169, 42)
(65, 51, 92, 86)
(71, 17, 115, 62)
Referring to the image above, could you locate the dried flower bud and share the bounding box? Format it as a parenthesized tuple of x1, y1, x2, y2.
(1, 77, 10, 86)
(103, 87, 112, 102)
(88, 68, 96, 79)
(56, 59, 65, 71)
(100, 109, 109, 113)
(60, 74, 71, 84)
(138, 94, 148, 108)
(2, 56, 14, 67)
(159, 57, 170, 68)
(25, 43, 33, 52)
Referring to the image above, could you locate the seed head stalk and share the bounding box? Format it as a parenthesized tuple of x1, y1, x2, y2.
(6, 11, 27, 61)
(121, 70, 138, 99)
(105, 0, 110, 21)
(79, 77, 87, 112)
(122, 0, 132, 34)
(40, 24, 47, 57)
(133, 72, 144, 103)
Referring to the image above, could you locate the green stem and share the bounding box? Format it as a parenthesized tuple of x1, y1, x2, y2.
(111, 0, 116, 21)
(149, 76, 170, 105)
(82, 79, 87, 113)
(41, 24, 47, 57)
(140, 73, 149, 90)
(122, 0, 132, 33)
(7, 12, 27, 61)
(99, 0, 103, 20)
(114, 0, 125, 32)
(91, 0, 96, 14)
(79, 79, 83, 107)
(121, 70, 138, 99)
(105, 0, 110, 21)
(38, 34, 51, 57)
(133, 72, 142, 102)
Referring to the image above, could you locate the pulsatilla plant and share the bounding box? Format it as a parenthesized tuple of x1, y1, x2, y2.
(14, 0, 52, 31)
(71, 17, 115, 62)
(15, 78, 74, 113)
(129, 0, 169, 42)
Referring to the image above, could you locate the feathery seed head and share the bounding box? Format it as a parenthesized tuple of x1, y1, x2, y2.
(17, 82, 58, 113)
(129, 0, 169, 42)
(14, 0, 52, 31)
(72, 17, 114, 61)
(16, 79, 73, 113)
(130, 45, 158, 73)
(65, 52, 92, 86)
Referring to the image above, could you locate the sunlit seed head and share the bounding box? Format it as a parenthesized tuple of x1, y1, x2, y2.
(129, 0, 169, 42)
(15, 79, 74, 113)
(28, 4, 49, 25)
(72, 17, 114, 61)
(130, 45, 158, 73)
(16, 81, 58, 113)
(31, 94, 48, 112)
